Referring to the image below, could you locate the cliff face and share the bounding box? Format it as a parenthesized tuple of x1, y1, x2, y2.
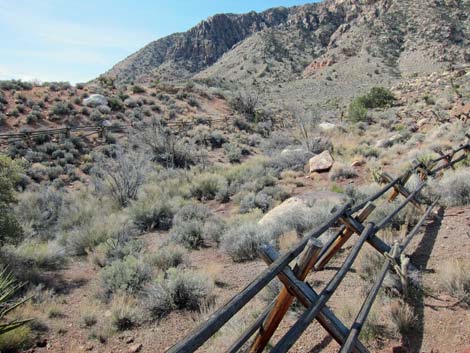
(104, 7, 290, 83)
(103, 0, 470, 91)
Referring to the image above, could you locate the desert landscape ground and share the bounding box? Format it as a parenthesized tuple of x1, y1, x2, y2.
(0, 0, 469, 352)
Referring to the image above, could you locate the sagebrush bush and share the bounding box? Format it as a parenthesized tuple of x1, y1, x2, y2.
(93, 235, 144, 267)
(62, 213, 136, 256)
(143, 268, 214, 320)
(222, 222, 271, 262)
(148, 243, 186, 271)
(170, 203, 224, 249)
(433, 169, 470, 207)
(15, 186, 64, 240)
(3, 240, 65, 270)
(130, 196, 178, 231)
(100, 256, 151, 297)
(268, 148, 312, 173)
(190, 173, 228, 201)
(166, 268, 214, 310)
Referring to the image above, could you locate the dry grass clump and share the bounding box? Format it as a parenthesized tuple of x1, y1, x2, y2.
(388, 300, 416, 335)
(433, 169, 470, 207)
(437, 260, 470, 304)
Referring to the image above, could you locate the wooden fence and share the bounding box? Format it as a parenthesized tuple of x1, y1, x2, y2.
(166, 136, 470, 353)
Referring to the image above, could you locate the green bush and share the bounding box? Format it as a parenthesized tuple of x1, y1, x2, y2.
(348, 87, 395, 122)
(132, 85, 146, 94)
(190, 173, 228, 201)
(3, 240, 65, 270)
(50, 101, 73, 116)
(0, 157, 24, 246)
(100, 256, 151, 297)
(348, 99, 368, 122)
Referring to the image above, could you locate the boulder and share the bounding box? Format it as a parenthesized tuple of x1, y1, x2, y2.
(259, 191, 349, 244)
(83, 94, 107, 107)
(308, 150, 334, 173)
(319, 122, 336, 131)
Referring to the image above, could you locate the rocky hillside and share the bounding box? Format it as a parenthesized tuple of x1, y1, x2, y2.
(104, 0, 470, 112)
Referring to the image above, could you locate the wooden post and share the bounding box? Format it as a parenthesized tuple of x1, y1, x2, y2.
(315, 203, 376, 271)
(381, 172, 422, 209)
(248, 239, 322, 353)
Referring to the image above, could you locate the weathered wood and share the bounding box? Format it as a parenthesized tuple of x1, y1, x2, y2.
(165, 202, 351, 353)
(259, 245, 369, 353)
(316, 203, 376, 270)
(248, 239, 322, 353)
(270, 223, 376, 353)
(382, 172, 422, 209)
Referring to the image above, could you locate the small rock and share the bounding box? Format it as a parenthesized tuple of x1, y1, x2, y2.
(126, 337, 135, 344)
(417, 118, 429, 128)
(128, 343, 143, 353)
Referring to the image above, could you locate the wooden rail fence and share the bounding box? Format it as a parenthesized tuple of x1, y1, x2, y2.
(166, 135, 470, 353)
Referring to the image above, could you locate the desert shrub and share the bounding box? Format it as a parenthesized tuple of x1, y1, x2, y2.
(80, 314, 97, 328)
(239, 191, 273, 214)
(170, 203, 223, 249)
(50, 101, 73, 116)
(268, 148, 312, 173)
(148, 244, 186, 271)
(261, 131, 295, 155)
(130, 196, 179, 232)
(100, 255, 151, 297)
(93, 235, 143, 267)
(389, 300, 416, 335)
(110, 295, 141, 331)
(92, 150, 148, 207)
(222, 222, 271, 262)
(3, 240, 65, 270)
(438, 260, 470, 304)
(360, 87, 395, 109)
(230, 90, 258, 120)
(15, 186, 63, 240)
(190, 173, 228, 201)
(348, 99, 368, 122)
(63, 213, 136, 256)
(132, 85, 146, 94)
(166, 268, 214, 310)
(187, 96, 199, 107)
(136, 119, 206, 168)
(143, 268, 213, 320)
(0, 79, 32, 90)
(0, 326, 32, 351)
(143, 282, 174, 319)
(0, 157, 23, 246)
(357, 247, 384, 283)
(170, 220, 206, 249)
(329, 163, 358, 181)
(223, 143, 242, 163)
(108, 96, 124, 112)
(433, 169, 470, 206)
(0, 113, 6, 125)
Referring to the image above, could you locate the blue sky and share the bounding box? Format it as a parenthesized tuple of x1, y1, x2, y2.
(0, 0, 311, 83)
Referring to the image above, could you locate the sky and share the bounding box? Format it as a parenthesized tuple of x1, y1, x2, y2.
(0, 0, 312, 83)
